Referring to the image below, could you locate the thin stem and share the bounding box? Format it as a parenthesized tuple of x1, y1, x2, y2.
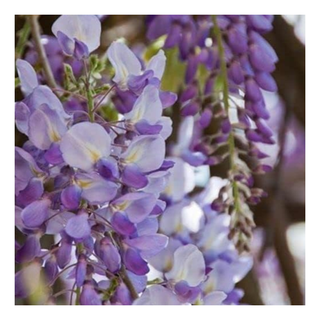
(52, 88, 87, 101)
(52, 288, 77, 299)
(119, 265, 139, 300)
(212, 15, 241, 213)
(112, 234, 139, 300)
(75, 286, 81, 305)
(28, 15, 57, 89)
(69, 281, 77, 305)
(93, 85, 115, 113)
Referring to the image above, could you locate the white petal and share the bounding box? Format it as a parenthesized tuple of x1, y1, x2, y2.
(146, 50, 166, 80)
(133, 285, 181, 305)
(107, 41, 141, 89)
(52, 15, 101, 52)
(125, 85, 162, 124)
(122, 135, 165, 172)
(165, 244, 206, 287)
(60, 122, 111, 171)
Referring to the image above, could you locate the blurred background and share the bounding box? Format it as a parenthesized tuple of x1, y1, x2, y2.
(15, 15, 305, 305)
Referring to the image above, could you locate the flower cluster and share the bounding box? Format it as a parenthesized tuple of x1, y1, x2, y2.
(15, 15, 175, 305)
(15, 14, 278, 305)
(147, 15, 278, 251)
(133, 119, 252, 305)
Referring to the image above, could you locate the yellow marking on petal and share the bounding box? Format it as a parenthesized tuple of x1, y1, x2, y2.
(88, 148, 101, 163)
(175, 223, 183, 233)
(49, 128, 61, 142)
(77, 179, 93, 189)
(204, 282, 215, 295)
(113, 201, 129, 212)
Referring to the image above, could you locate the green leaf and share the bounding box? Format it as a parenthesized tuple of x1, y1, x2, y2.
(161, 47, 186, 92)
(100, 104, 119, 121)
(15, 77, 20, 88)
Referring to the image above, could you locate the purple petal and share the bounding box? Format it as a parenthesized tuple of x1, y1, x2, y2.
(24, 85, 70, 120)
(44, 142, 64, 165)
(96, 157, 119, 180)
(135, 121, 163, 135)
(16, 234, 41, 263)
(74, 39, 89, 60)
(21, 198, 51, 229)
(125, 234, 168, 259)
(136, 217, 159, 236)
(245, 78, 263, 102)
(181, 101, 199, 117)
(16, 177, 43, 207)
(76, 172, 118, 204)
(113, 192, 157, 223)
(125, 84, 162, 124)
(246, 15, 272, 33)
(228, 60, 244, 85)
(249, 43, 275, 73)
(56, 237, 72, 268)
(76, 255, 87, 287)
(164, 23, 182, 48)
(126, 271, 147, 294)
(246, 99, 270, 120)
(255, 72, 277, 92)
(61, 184, 82, 210)
(199, 108, 213, 128)
(121, 164, 148, 189)
(15, 102, 30, 135)
(16, 59, 38, 95)
(65, 213, 91, 240)
(28, 103, 67, 150)
(56, 31, 74, 55)
(174, 281, 201, 303)
(123, 247, 149, 276)
(255, 119, 273, 137)
(46, 211, 74, 235)
(227, 23, 248, 54)
(111, 211, 136, 236)
(249, 31, 278, 63)
(159, 91, 177, 108)
(80, 283, 102, 305)
(147, 16, 172, 40)
(99, 238, 121, 272)
(44, 255, 59, 285)
(127, 70, 154, 95)
(185, 55, 198, 84)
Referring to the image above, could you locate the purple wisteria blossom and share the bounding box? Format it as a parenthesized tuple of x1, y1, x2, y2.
(15, 14, 279, 305)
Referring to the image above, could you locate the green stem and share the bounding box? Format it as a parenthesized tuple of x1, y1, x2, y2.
(15, 18, 31, 59)
(75, 286, 81, 305)
(86, 86, 95, 122)
(212, 15, 241, 212)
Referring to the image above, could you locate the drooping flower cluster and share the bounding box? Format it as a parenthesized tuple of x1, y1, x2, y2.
(15, 14, 278, 305)
(133, 119, 252, 305)
(147, 15, 278, 251)
(15, 15, 175, 305)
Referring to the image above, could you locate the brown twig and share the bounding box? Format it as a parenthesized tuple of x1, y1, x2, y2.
(28, 15, 57, 89)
